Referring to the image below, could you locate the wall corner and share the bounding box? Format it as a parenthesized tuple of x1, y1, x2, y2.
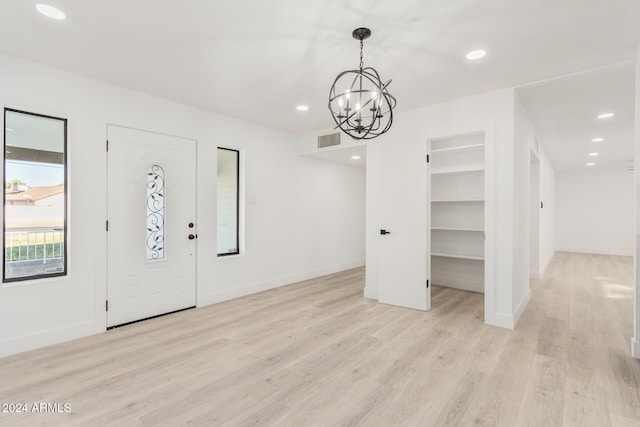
(634, 47, 640, 360)
(363, 286, 378, 300)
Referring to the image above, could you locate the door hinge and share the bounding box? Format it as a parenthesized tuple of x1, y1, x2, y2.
(106, 140, 109, 152)
(106, 220, 109, 231)
(426, 279, 429, 288)
(426, 154, 430, 163)
(106, 300, 109, 311)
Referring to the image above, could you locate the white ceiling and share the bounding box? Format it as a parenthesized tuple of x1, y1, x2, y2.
(517, 65, 635, 171)
(0, 0, 638, 136)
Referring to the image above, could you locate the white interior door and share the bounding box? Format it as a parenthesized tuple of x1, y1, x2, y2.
(374, 140, 430, 311)
(107, 125, 196, 327)
(530, 151, 540, 278)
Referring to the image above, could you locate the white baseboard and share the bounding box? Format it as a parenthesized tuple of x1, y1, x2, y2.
(363, 286, 378, 300)
(539, 251, 555, 278)
(555, 248, 633, 257)
(489, 312, 515, 329)
(2, 261, 367, 358)
(0, 320, 101, 358)
(431, 280, 484, 294)
(513, 290, 531, 327)
(199, 259, 365, 306)
(530, 251, 555, 280)
(487, 290, 531, 330)
(632, 338, 640, 359)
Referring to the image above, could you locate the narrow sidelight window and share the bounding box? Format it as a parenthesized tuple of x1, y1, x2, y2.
(217, 147, 239, 256)
(3, 109, 67, 282)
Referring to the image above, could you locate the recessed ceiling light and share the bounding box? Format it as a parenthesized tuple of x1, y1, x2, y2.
(351, 155, 361, 160)
(296, 105, 309, 111)
(591, 137, 604, 142)
(588, 152, 599, 157)
(597, 112, 614, 119)
(586, 162, 595, 166)
(36, 4, 66, 20)
(466, 50, 487, 60)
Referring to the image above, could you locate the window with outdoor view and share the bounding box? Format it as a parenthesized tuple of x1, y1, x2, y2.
(217, 147, 239, 256)
(3, 109, 67, 282)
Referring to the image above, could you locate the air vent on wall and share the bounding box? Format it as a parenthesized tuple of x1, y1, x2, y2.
(317, 132, 341, 149)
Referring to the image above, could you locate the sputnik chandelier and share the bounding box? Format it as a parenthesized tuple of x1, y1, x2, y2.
(328, 27, 396, 140)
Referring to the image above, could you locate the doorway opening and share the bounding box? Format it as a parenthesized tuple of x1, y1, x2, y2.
(530, 148, 541, 279)
(429, 132, 488, 322)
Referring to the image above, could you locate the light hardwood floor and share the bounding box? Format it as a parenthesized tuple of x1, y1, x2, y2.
(1, 252, 639, 426)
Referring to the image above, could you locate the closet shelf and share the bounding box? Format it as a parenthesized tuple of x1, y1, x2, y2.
(431, 252, 484, 261)
(431, 199, 484, 203)
(431, 165, 484, 175)
(431, 226, 484, 232)
(431, 143, 484, 153)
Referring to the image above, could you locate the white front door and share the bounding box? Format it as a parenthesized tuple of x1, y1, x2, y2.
(373, 139, 430, 311)
(107, 125, 196, 327)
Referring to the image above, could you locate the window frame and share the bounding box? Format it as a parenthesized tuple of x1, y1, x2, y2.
(3, 108, 68, 283)
(216, 147, 240, 257)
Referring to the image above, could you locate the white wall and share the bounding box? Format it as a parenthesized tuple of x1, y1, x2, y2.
(555, 168, 634, 256)
(530, 159, 540, 275)
(513, 93, 534, 315)
(634, 49, 640, 359)
(514, 92, 556, 285)
(362, 88, 519, 328)
(300, 88, 557, 330)
(0, 52, 365, 357)
(539, 145, 556, 276)
(7, 192, 64, 227)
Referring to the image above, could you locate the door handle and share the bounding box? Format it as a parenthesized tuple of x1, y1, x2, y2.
(188, 234, 197, 240)
(380, 229, 391, 235)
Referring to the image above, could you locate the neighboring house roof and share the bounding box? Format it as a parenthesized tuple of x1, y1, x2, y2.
(5, 184, 64, 204)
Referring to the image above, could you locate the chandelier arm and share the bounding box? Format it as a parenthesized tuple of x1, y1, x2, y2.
(333, 95, 378, 129)
(327, 28, 395, 140)
(330, 69, 388, 98)
(361, 69, 397, 107)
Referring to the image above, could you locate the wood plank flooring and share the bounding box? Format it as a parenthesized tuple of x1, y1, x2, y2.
(0, 252, 639, 426)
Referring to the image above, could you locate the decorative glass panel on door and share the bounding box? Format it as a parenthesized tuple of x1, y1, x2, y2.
(146, 165, 165, 260)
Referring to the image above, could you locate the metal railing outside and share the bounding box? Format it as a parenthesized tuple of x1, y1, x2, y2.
(5, 227, 64, 264)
